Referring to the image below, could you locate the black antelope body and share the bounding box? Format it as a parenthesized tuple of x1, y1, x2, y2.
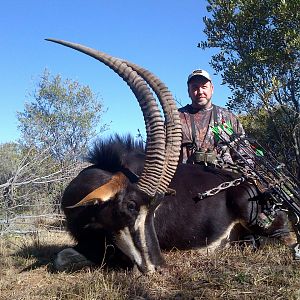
(47, 39, 294, 273)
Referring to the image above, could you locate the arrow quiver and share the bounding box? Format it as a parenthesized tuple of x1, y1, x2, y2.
(213, 124, 300, 252)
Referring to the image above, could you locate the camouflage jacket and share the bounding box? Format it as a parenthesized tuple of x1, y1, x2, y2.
(178, 104, 245, 164)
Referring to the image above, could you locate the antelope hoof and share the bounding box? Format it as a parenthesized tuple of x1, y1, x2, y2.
(53, 248, 94, 272)
(293, 244, 300, 260)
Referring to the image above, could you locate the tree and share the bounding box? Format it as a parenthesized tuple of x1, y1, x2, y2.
(0, 142, 21, 185)
(0, 141, 86, 227)
(199, 0, 300, 176)
(17, 69, 108, 163)
(239, 107, 298, 175)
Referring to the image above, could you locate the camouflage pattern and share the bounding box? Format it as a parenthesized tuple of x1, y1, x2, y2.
(179, 104, 245, 164)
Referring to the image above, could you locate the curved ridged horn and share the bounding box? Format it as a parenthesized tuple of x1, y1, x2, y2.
(46, 38, 165, 197)
(123, 63, 182, 193)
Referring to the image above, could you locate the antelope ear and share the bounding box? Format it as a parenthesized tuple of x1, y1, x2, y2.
(66, 172, 127, 208)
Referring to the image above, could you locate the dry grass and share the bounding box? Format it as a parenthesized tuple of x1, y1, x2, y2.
(1, 232, 300, 300)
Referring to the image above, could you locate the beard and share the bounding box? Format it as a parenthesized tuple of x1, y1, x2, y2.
(191, 97, 212, 110)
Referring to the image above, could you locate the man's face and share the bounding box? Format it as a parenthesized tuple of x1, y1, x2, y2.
(188, 76, 214, 110)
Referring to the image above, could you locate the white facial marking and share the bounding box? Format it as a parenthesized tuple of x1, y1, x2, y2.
(153, 202, 162, 219)
(115, 227, 142, 266)
(134, 205, 155, 272)
(114, 205, 156, 272)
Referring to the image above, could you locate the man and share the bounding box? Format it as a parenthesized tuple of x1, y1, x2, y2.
(178, 70, 299, 252)
(179, 69, 245, 165)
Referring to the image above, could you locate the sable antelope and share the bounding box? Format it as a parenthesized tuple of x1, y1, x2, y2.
(47, 39, 295, 273)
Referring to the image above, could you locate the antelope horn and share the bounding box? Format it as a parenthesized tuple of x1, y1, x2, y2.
(66, 172, 127, 208)
(123, 62, 182, 193)
(46, 38, 165, 197)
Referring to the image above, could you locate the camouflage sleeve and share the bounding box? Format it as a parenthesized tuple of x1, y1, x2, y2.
(179, 111, 192, 145)
(227, 112, 255, 167)
(214, 108, 249, 164)
(178, 110, 193, 163)
(228, 111, 245, 136)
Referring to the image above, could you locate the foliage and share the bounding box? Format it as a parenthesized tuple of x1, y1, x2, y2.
(17, 69, 108, 163)
(199, 0, 300, 175)
(1, 70, 106, 226)
(0, 142, 87, 227)
(0, 142, 22, 184)
(239, 107, 298, 174)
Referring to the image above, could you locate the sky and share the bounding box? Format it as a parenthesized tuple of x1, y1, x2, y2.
(0, 0, 231, 144)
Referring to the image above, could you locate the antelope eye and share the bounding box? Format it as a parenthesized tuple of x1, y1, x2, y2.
(127, 201, 137, 212)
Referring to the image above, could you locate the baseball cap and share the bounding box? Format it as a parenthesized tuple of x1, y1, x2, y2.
(187, 69, 212, 83)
